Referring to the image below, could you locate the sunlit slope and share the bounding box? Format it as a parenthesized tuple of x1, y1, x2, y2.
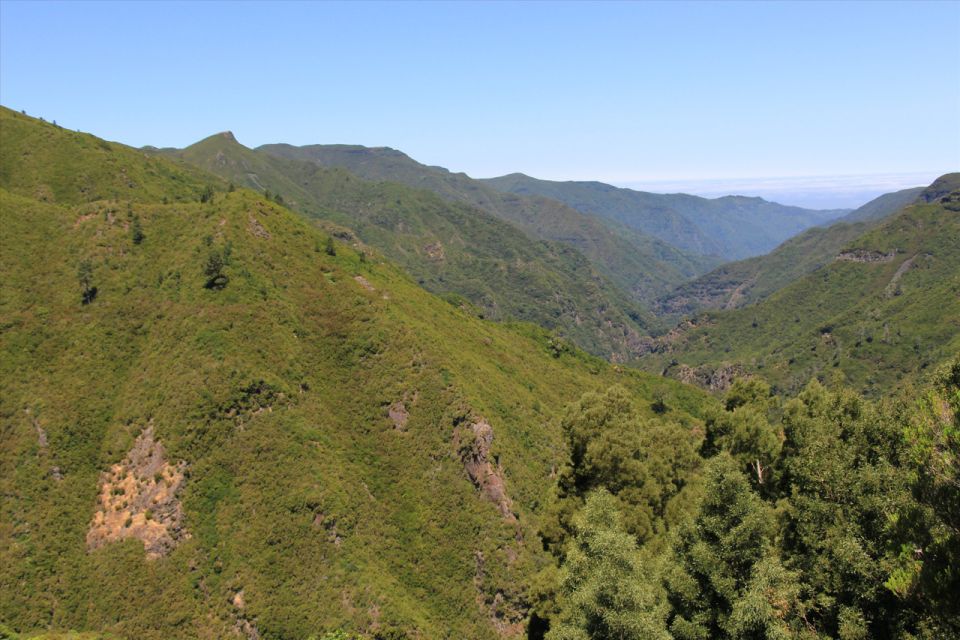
(645, 176, 960, 396)
(157, 131, 659, 360)
(657, 186, 931, 315)
(0, 108, 711, 639)
(257, 142, 716, 303)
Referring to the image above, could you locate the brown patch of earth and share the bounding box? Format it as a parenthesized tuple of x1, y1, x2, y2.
(86, 423, 188, 559)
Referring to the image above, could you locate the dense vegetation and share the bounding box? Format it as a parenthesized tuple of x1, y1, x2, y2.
(541, 365, 960, 639)
(154, 132, 659, 360)
(646, 176, 960, 397)
(255, 143, 717, 303)
(1, 107, 956, 640)
(481, 173, 847, 261)
(0, 107, 711, 639)
(656, 187, 927, 315)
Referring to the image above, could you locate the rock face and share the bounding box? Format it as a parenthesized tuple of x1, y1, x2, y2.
(455, 419, 516, 521)
(86, 424, 188, 559)
(674, 363, 747, 392)
(836, 249, 896, 263)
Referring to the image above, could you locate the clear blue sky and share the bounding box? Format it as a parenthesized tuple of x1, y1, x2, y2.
(2, 1, 958, 206)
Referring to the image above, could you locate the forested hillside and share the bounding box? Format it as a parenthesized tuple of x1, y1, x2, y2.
(153, 131, 658, 361)
(646, 175, 960, 396)
(1, 108, 957, 640)
(256, 143, 717, 303)
(0, 108, 711, 639)
(481, 173, 848, 260)
(657, 186, 929, 315)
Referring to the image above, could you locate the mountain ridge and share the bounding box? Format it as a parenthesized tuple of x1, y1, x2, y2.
(481, 172, 850, 261)
(256, 142, 720, 303)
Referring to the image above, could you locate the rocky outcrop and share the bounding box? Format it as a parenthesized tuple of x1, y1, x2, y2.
(86, 424, 188, 559)
(423, 241, 445, 261)
(836, 249, 896, 263)
(673, 363, 746, 392)
(455, 419, 515, 522)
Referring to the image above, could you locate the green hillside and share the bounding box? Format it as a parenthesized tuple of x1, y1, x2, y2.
(482, 173, 849, 261)
(154, 131, 658, 360)
(644, 175, 960, 396)
(838, 185, 925, 223)
(657, 186, 928, 315)
(0, 107, 713, 639)
(256, 143, 717, 303)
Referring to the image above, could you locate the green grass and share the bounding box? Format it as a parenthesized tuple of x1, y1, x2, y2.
(0, 106, 713, 639)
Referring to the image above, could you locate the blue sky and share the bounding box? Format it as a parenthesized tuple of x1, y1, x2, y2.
(1, 1, 958, 207)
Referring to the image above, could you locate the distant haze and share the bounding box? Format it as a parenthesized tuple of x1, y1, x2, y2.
(616, 172, 944, 210)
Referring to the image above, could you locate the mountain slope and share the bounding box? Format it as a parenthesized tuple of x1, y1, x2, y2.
(838, 185, 925, 223)
(482, 173, 849, 260)
(256, 143, 717, 303)
(157, 132, 659, 360)
(644, 174, 960, 396)
(0, 107, 713, 639)
(655, 186, 929, 315)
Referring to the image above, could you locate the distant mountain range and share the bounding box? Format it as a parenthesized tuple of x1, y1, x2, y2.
(153, 132, 658, 360)
(480, 173, 850, 260)
(255, 143, 718, 304)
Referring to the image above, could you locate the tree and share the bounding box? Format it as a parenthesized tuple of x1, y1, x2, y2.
(199, 185, 214, 203)
(545, 386, 700, 550)
(77, 259, 96, 304)
(702, 378, 781, 487)
(203, 250, 227, 289)
(778, 379, 914, 638)
(547, 490, 669, 640)
(893, 360, 960, 632)
(130, 214, 145, 245)
(325, 236, 336, 257)
(665, 454, 789, 639)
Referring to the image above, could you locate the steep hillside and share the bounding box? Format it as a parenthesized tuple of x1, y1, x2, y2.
(156, 132, 658, 360)
(656, 186, 930, 316)
(656, 187, 924, 315)
(256, 143, 717, 303)
(482, 173, 848, 260)
(0, 108, 713, 639)
(644, 175, 960, 396)
(656, 220, 873, 315)
(838, 185, 925, 223)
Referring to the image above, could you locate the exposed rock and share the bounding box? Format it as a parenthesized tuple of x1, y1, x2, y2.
(836, 249, 896, 263)
(455, 419, 516, 522)
(388, 401, 409, 431)
(354, 275, 375, 291)
(247, 214, 271, 239)
(424, 242, 445, 261)
(885, 254, 918, 297)
(673, 363, 746, 392)
(86, 424, 188, 559)
(313, 512, 344, 546)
